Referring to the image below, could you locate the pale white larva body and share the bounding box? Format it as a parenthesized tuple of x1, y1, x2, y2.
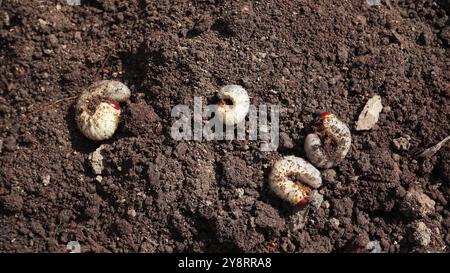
(75, 80, 131, 141)
(216, 85, 250, 126)
(269, 156, 322, 206)
(304, 112, 351, 168)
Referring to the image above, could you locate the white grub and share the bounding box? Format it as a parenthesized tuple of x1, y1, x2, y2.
(216, 85, 250, 126)
(75, 80, 131, 141)
(305, 112, 351, 168)
(269, 156, 322, 206)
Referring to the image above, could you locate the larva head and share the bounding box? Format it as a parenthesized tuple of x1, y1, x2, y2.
(293, 183, 312, 206)
(314, 111, 336, 130)
(320, 111, 333, 119)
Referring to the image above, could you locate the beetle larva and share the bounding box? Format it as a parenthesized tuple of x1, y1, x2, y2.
(75, 80, 131, 141)
(304, 112, 351, 168)
(216, 85, 250, 126)
(269, 156, 322, 206)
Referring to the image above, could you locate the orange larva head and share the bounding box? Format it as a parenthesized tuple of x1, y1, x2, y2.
(320, 111, 333, 120)
(294, 183, 312, 206)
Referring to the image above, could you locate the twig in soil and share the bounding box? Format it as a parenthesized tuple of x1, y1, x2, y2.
(93, 51, 113, 81)
(418, 135, 450, 158)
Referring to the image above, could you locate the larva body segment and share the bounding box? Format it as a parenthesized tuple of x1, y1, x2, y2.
(269, 156, 322, 206)
(216, 85, 250, 125)
(75, 80, 131, 141)
(304, 112, 351, 168)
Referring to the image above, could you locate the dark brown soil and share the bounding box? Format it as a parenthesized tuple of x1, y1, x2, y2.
(0, 0, 449, 253)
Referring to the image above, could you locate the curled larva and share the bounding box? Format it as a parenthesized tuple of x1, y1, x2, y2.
(269, 156, 322, 206)
(75, 80, 131, 141)
(216, 85, 250, 125)
(304, 112, 351, 168)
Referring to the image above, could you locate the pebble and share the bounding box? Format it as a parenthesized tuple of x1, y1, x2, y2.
(409, 222, 432, 247)
(89, 144, 107, 175)
(235, 188, 245, 198)
(0, 11, 10, 27)
(329, 218, 340, 229)
(66, 0, 81, 5)
(356, 95, 383, 131)
(393, 135, 411, 151)
(366, 240, 382, 253)
(127, 209, 137, 218)
(41, 174, 51, 186)
(366, 0, 381, 6)
(309, 190, 323, 210)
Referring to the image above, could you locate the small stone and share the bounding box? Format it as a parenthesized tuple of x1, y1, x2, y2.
(127, 209, 137, 218)
(393, 135, 411, 151)
(366, 240, 382, 253)
(89, 145, 107, 175)
(382, 106, 391, 113)
(95, 175, 103, 183)
(309, 190, 323, 210)
(66, 0, 81, 5)
(356, 95, 383, 131)
(0, 11, 10, 27)
(41, 174, 51, 186)
(43, 49, 54, 55)
(366, 0, 381, 6)
(235, 188, 245, 198)
(400, 188, 435, 218)
(329, 218, 340, 229)
(409, 222, 432, 247)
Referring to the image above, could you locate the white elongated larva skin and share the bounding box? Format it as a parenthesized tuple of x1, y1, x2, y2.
(76, 80, 131, 141)
(304, 112, 351, 168)
(216, 85, 250, 126)
(269, 156, 322, 206)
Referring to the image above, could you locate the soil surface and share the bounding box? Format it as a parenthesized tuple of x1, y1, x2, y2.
(0, 0, 449, 253)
